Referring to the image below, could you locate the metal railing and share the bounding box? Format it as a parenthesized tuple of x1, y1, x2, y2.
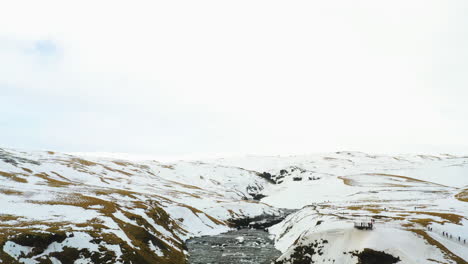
(353, 221, 374, 230)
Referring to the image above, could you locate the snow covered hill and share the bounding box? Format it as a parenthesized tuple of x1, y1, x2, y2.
(210, 151, 468, 263)
(1, 148, 467, 263)
(0, 148, 277, 263)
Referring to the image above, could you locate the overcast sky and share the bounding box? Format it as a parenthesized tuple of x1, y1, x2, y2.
(1, 0, 467, 157)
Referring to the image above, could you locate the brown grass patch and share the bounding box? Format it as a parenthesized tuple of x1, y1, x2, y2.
(34, 172, 72, 187)
(455, 189, 468, 202)
(410, 218, 443, 227)
(102, 166, 133, 176)
(408, 212, 464, 225)
(166, 180, 202, 190)
(417, 155, 441, 161)
(112, 161, 130, 167)
(391, 210, 464, 225)
(0, 196, 189, 264)
(0, 188, 23, 196)
(71, 158, 99, 167)
(426, 259, 447, 263)
(338, 176, 356, 186)
(21, 167, 33, 173)
(401, 222, 415, 228)
(183, 205, 226, 226)
(50, 171, 72, 181)
(340, 173, 449, 188)
(0, 214, 21, 222)
(346, 205, 383, 214)
(369, 173, 448, 187)
(0, 170, 28, 183)
(27, 193, 118, 216)
(94, 189, 139, 199)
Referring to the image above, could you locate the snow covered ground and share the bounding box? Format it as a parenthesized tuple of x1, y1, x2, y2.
(0, 148, 467, 263)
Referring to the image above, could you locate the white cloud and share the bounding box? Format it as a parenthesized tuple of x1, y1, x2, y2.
(1, 0, 467, 155)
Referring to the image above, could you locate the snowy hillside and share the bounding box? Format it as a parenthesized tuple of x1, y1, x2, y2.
(0, 148, 277, 263)
(210, 151, 468, 263)
(1, 149, 467, 263)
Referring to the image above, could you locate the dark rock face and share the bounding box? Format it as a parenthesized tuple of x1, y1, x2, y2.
(349, 248, 400, 264)
(228, 209, 297, 230)
(246, 183, 266, 200)
(258, 172, 277, 184)
(186, 229, 281, 264)
(251, 193, 267, 201)
(0, 149, 41, 167)
(274, 239, 329, 264)
(258, 167, 320, 185)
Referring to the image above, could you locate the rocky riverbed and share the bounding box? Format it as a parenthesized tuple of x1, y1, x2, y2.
(186, 228, 281, 264)
(186, 210, 297, 264)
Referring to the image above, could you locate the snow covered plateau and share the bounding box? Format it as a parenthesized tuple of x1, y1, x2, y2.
(0, 148, 467, 264)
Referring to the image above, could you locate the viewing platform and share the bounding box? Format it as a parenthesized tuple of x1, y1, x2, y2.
(354, 220, 374, 230)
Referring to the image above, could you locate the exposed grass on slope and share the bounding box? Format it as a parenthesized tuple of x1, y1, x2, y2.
(370, 173, 449, 187)
(21, 167, 33, 173)
(409, 229, 466, 264)
(346, 205, 383, 214)
(184, 205, 226, 226)
(112, 161, 131, 167)
(34, 172, 72, 187)
(27, 193, 118, 214)
(166, 180, 203, 190)
(0, 188, 24, 196)
(409, 218, 443, 227)
(0, 214, 21, 222)
(455, 189, 468, 202)
(112, 213, 186, 264)
(338, 176, 356, 186)
(102, 166, 133, 176)
(0, 151, 266, 264)
(70, 158, 99, 167)
(1, 230, 119, 264)
(0, 196, 191, 264)
(0, 171, 28, 183)
(339, 173, 449, 188)
(342, 204, 462, 226)
(406, 212, 464, 225)
(94, 188, 139, 199)
(52, 157, 151, 178)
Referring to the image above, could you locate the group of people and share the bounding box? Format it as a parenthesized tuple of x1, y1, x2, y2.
(429, 227, 466, 244)
(442, 232, 466, 244)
